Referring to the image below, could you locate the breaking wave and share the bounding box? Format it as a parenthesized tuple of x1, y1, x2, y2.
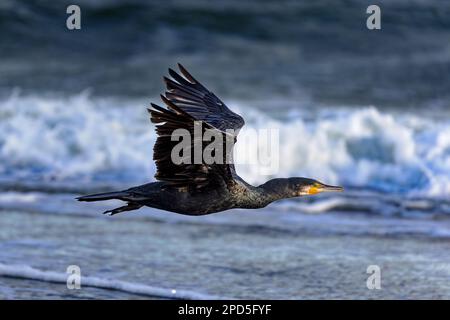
(0, 91, 449, 198)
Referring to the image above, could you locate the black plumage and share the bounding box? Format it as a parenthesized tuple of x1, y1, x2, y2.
(77, 64, 343, 216)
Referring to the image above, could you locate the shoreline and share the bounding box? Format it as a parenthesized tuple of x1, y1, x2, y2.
(1, 208, 449, 299)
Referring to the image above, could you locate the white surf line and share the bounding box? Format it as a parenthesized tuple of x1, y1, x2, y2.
(0, 263, 229, 300)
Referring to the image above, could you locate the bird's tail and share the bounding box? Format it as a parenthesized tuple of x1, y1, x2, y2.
(76, 190, 144, 215)
(76, 191, 130, 202)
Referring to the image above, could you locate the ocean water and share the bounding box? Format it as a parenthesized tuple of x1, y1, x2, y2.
(0, 0, 449, 299)
(1, 92, 449, 200)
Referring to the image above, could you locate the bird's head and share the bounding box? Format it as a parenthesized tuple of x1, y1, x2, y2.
(288, 177, 344, 196)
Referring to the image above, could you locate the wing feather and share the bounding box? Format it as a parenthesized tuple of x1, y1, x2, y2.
(149, 64, 244, 192)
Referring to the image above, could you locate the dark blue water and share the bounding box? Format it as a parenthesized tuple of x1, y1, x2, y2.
(1, 0, 449, 109)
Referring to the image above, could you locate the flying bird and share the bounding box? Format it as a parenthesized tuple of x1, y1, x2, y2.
(77, 64, 343, 215)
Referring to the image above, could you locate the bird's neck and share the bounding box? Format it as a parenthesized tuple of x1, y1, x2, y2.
(253, 178, 295, 207)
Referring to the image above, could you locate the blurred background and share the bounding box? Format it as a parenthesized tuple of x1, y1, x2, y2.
(0, 0, 449, 299)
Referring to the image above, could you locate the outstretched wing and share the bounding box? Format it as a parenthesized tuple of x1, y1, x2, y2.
(149, 64, 245, 192)
(164, 63, 245, 133)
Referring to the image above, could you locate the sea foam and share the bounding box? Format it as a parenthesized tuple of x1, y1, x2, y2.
(0, 263, 225, 299)
(0, 91, 449, 198)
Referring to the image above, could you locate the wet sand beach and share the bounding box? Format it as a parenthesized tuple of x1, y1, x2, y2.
(1, 200, 450, 299)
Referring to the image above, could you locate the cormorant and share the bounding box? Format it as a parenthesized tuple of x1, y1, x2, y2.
(77, 64, 343, 215)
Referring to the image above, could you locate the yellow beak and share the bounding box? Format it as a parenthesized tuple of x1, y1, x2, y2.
(309, 184, 344, 195)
